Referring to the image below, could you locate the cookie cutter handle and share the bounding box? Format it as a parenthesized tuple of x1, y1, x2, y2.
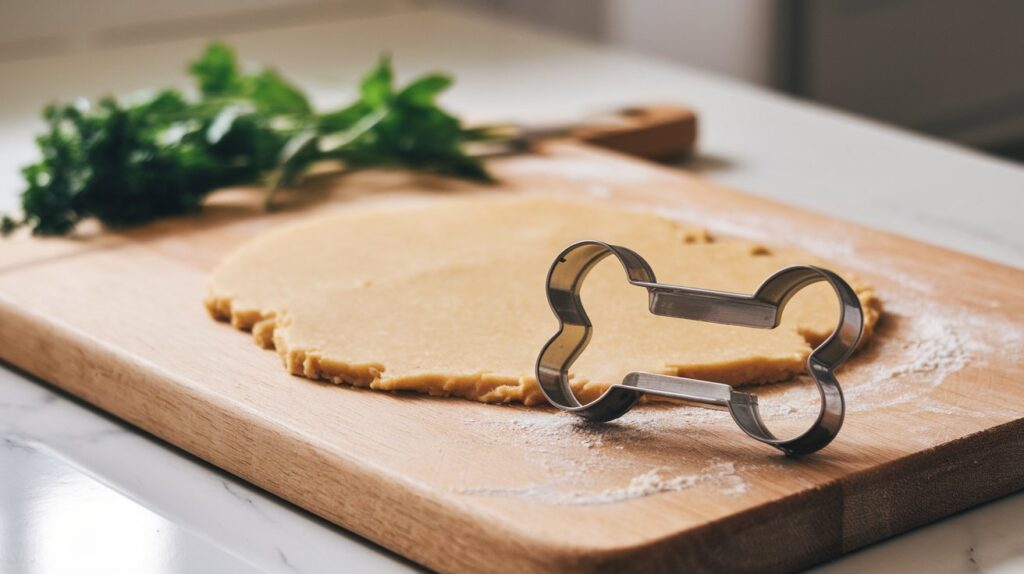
(535, 240, 865, 456)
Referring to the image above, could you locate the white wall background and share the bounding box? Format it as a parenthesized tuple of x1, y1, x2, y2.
(447, 0, 778, 86)
(0, 0, 416, 60)
(451, 0, 1024, 152)
(0, 0, 776, 84)
(1, 0, 1021, 153)
(604, 0, 776, 86)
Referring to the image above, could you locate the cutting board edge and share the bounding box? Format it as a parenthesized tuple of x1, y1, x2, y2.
(833, 417, 1024, 553)
(577, 416, 1024, 573)
(0, 292, 556, 573)
(3, 142, 1024, 572)
(3, 291, 1023, 573)
(0, 291, 733, 572)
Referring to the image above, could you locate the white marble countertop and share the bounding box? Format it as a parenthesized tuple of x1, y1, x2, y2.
(1, 4, 1022, 573)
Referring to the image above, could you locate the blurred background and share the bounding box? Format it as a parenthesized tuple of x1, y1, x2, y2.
(1, 0, 1022, 162)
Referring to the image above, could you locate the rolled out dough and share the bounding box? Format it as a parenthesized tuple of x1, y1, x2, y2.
(206, 196, 880, 405)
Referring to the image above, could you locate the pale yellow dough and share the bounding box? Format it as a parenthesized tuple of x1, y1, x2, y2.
(207, 196, 880, 405)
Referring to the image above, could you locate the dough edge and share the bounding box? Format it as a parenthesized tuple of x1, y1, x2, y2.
(205, 267, 881, 407)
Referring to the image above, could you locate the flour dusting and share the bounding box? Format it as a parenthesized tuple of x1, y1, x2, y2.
(653, 202, 1024, 410)
(887, 316, 972, 377)
(841, 295, 1020, 415)
(453, 287, 1024, 504)
(460, 462, 746, 505)
(454, 204, 1024, 506)
(655, 207, 943, 295)
(456, 407, 754, 505)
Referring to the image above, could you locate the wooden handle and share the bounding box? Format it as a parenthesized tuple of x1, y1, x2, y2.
(566, 105, 698, 161)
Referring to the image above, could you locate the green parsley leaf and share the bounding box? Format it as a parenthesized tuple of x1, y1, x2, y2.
(396, 74, 452, 107)
(360, 55, 394, 108)
(3, 43, 495, 236)
(189, 42, 241, 98)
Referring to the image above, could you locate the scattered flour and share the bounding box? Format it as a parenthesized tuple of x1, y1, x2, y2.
(457, 407, 754, 505)
(455, 288, 1024, 505)
(842, 298, 1010, 413)
(874, 304, 980, 377)
(459, 462, 746, 505)
(653, 206, 943, 295)
(454, 204, 1024, 506)
(653, 202, 1024, 411)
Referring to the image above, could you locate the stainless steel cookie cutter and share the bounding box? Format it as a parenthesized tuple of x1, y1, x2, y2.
(535, 240, 865, 456)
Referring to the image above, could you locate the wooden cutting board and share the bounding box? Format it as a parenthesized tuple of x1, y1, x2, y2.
(1, 140, 1022, 573)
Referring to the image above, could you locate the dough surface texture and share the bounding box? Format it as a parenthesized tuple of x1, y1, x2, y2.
(207, 196, 880, 405)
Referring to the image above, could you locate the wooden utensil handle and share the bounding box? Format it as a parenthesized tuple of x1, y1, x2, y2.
(566, 105, 698, 161)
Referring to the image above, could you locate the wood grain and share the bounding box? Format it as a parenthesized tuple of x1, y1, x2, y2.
(0, 143, 1021, 573)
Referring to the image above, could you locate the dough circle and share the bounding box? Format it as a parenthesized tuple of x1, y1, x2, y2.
(206, 196, 880, 405)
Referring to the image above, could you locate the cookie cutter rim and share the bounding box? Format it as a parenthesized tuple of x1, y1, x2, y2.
(534, 240, 865, 456)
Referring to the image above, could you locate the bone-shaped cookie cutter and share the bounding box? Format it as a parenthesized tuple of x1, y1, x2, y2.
(535, 241, 865, 456)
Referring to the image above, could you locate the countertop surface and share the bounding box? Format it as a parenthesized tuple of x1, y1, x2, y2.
(1, 3, 1023, 573)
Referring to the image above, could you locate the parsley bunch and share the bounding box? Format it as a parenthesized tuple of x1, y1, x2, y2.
(1, 43, 492, 236)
